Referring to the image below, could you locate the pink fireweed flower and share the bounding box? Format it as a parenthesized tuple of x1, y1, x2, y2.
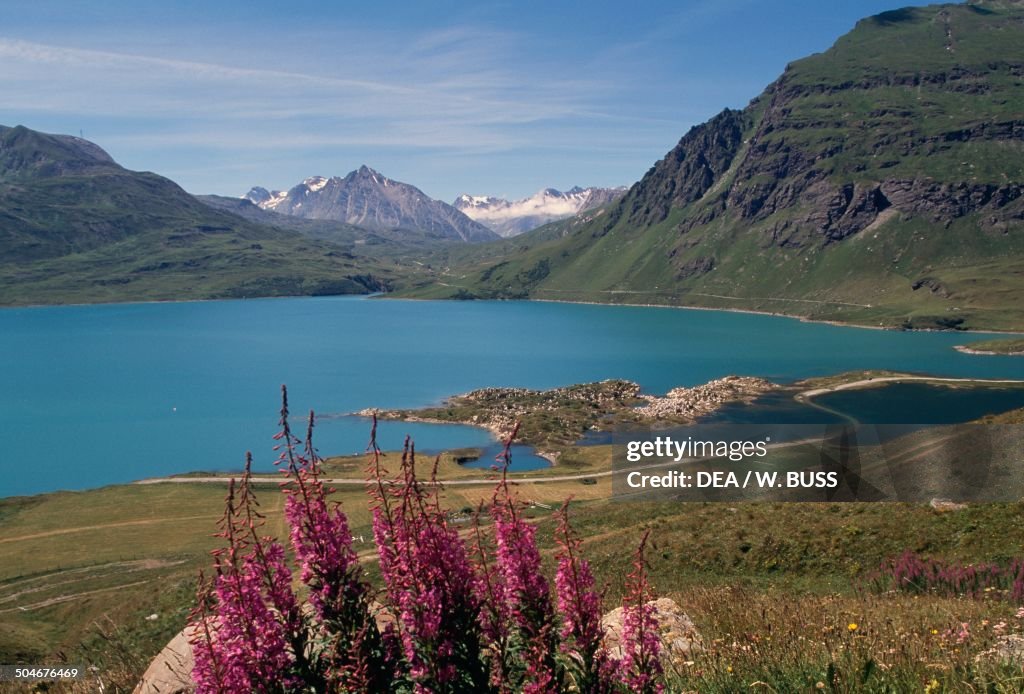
(620, 531, 663, 694)
(280, 410, 364, 623)
(370, 438, 490, 692)
(492, 448, 561, 692)
(192, 531, 298, 692)
(276, 391, 391, 692)
(469, 503, 516, 689)
(554, 500, 616, 693)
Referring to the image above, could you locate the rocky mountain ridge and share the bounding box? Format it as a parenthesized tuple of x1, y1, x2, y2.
(245, 166, 497, 243)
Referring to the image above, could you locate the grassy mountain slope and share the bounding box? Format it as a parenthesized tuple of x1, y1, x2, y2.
(0, 125, 425, 305)
(400, 1, 1024, 330)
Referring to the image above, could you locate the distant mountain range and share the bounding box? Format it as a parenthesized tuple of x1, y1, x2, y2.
(0, 125, 421, 305)
(453, 186, 627, 237)
(402, 0, 1024, 331)
(245, 166, 497, 243)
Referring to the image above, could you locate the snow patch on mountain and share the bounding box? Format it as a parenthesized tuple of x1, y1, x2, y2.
(454, 186, 627, 237)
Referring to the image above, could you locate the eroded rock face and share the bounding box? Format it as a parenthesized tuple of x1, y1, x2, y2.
(601, 597, 702, 669)
(622, 109, 752, 229)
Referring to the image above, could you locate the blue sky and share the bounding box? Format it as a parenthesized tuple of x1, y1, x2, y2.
(0, 0, 939, 201)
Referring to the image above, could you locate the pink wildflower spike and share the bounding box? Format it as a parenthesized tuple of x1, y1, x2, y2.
(190, 386, 670, 692)
(370, 436, 491, 691)
(619, 530, 663, 694)
(554, 500, 615, 693)
(490, 425, 562, 691)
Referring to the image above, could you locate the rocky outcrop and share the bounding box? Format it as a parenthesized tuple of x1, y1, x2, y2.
(133, 627, 196, 694)
(601, 598, 702, 668)
(673, 255, 716, 279)
(623, 109, 751, 228)
(361, 377, 777, 446)
(634, 377, 775, 419)
(361, 379, 643, 440)
(879, 180, 1023, 224)
(911, 276, 952, 298)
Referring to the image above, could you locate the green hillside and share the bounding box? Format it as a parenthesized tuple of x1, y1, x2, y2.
(0, 125, 425, 305)
(400, 1, 1024, 331)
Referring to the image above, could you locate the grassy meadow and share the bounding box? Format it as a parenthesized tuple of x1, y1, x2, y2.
(3, 437, 1024, 691)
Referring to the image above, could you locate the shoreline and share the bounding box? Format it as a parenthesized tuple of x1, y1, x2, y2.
(352, 411, 559, 466)
(796, 375, 1024, 401)
(5, 290, 1024, 335)
(389, 294, 1024, 336)
(0, 291, 380, 312)
(8, 374, 1024, 500)
(530, 297, 1024, 336)
(954, 345, 1024, 356)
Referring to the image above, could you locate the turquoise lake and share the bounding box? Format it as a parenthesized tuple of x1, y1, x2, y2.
(2, 296, 1024, 497)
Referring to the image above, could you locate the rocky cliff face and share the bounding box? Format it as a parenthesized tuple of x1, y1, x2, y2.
(619, 109, 751, 229)
(245, 166, 497, 243)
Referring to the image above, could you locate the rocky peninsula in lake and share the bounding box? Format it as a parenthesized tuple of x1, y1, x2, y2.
(357, 375, 776, 447)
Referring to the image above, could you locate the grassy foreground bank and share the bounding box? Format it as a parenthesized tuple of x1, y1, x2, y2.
(4, 443, 1024, 691)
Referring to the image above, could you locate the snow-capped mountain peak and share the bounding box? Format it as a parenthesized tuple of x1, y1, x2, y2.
(303, 176, 328, 192)
(242, 168, 497, 243)
(452, 185, 627, 237)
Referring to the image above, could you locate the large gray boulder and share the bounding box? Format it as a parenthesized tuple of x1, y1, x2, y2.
(601, 597, 702, 670)
(132, 627, 196, 694)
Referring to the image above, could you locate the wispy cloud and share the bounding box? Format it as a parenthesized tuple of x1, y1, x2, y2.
(0, 3, 746, 199)
(0, 34, 614, 143)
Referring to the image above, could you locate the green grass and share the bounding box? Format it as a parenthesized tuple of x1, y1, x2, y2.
(0, 225, 426, 306)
